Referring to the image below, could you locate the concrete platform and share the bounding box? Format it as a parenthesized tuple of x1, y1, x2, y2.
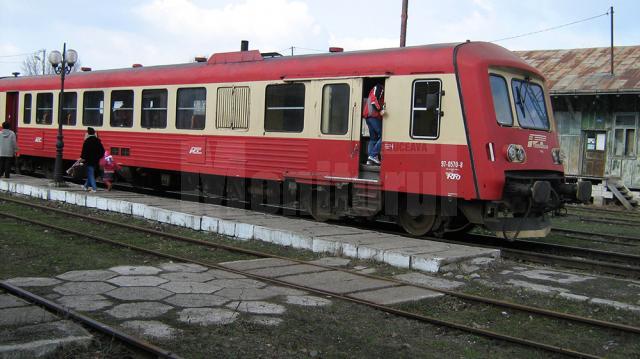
(0, 175, 499, 273)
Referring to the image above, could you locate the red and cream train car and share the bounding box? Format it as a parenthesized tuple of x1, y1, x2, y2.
(0, 42, 590, 238)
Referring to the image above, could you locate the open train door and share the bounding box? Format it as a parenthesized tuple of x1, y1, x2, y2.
(5, 92, 18, 132)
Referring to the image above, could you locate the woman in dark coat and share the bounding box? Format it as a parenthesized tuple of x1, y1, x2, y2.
(80, 127, 105, 192)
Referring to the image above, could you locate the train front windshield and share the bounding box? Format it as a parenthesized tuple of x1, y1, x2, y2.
(511, 79, 549, 130)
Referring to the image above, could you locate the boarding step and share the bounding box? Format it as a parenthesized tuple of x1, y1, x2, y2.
(606, 177, 638, 210)
(351, 186, 382, 216)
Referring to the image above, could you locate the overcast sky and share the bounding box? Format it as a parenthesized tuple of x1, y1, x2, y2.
(0, 0, 636, 76)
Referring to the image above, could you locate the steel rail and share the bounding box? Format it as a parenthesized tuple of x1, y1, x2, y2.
(3, 194, 640, 335)
(0, 210, 601, 359)
(4, 195, 640, 334)
(0, 282, 181, 359)
(552, 227, 640, 243)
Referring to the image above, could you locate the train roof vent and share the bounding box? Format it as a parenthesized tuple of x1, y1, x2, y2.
(132, 64, 143, 68)
(194, 56, 207, 63)
(80, 67, 92, 72)
(207, 50, 263, 65)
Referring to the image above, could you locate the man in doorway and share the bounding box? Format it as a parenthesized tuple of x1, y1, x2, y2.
(0, 122, 18, 178)
(363, 84, 385, 165)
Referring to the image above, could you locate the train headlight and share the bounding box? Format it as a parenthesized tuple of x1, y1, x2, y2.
(552, 148, 564, 165)
(506, 144, 526, 163)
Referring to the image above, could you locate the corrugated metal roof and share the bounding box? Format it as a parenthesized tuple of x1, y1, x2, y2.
(515, 46, 640, 94)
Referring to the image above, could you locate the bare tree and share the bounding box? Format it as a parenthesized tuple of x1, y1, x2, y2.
(21, 51, 82, 76)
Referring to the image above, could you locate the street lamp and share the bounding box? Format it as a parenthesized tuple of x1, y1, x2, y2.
(49, 43, 78, 186)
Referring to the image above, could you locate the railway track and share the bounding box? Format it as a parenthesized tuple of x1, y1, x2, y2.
(2, 195, 640, 358)
(0, 282, 180, 359)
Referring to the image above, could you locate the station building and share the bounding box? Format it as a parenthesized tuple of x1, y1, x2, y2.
(517, 46, 640, 190)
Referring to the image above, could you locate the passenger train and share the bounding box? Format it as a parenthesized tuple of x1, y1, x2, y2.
(0, 41, 591, 238)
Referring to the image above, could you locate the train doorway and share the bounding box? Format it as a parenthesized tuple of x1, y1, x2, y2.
(4, 92, 18, 132)
(358, 77, 387, 181)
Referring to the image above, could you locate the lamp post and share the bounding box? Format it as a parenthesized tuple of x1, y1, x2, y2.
(48, 43, 78, 186)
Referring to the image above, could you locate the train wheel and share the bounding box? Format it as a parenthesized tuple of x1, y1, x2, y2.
(398, 210, 438, 236)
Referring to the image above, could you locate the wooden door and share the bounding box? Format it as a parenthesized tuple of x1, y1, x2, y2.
(581, 131, 606, 177)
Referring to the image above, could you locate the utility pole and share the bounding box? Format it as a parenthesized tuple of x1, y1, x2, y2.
(400, 0, 408, 47)
(610, 6, 614, 75)
(41, 49, 46, 75)
(291, 46, 294, 56)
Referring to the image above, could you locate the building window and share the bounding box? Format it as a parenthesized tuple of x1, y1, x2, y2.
(489, 75, 513, 126)
(321, 84, 349, 135)
(62, 92, 77, 126)
(411, 80, 441, 138)
(216, 86, 250, 130)
(613, 114, 637, 157)
(511, 79, 550, 130)
(176, 88, 206, 130)
(36, 93, 53, 125)
(23, 94, 32, 124)
(110, 90, 134, 128)
(141, 89, 167, 129)
(83, 91, 104, 127)
(265, 83, 305, 132)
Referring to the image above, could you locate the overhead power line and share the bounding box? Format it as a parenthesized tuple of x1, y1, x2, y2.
(491, 10, 609, 43)
(0, 51, 39, 58)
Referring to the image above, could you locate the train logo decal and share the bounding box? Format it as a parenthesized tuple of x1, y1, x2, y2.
(527, 134, 548, 149)
(34, 137, 43, 143)
(445, 172, 461, 181)
(188, 146, 203, 155)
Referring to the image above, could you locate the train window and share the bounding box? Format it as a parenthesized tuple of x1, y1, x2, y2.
(141, 89, 168, 129)
(110, 90, 134, 128)
(216, 86, 250, 130)
(83, 91, 104, 127)
(62, 92, 77, 126)
(265, 83, 305, 132)
(511, 79, 550, 130)
(321, 83, 349, 135)
(411, 80, 441, 139)
(489, 75, 513, 126)
(23, 94, 32, 124)
(36, 93, 53, 125)
(176, 87, 206, 130)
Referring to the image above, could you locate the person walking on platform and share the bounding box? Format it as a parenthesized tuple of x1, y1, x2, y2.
(80, 127, 104, 192)
(0, 122, 18, 178)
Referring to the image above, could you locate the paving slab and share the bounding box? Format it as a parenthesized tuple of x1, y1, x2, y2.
(226, 301, 286, 315)
(159, 262, 209, 273)
(208, 278, 268, 289)
(105, 287, 173, 301)
(4, 277, 62, 287)
(0, 294, 29, 309)
(394, 272, 465, 290)
(56, 295, 114, 311)
(164, 294, 229, 307)
(109, 265, 162, 275)
(177, 308, 239, 325)
(106, 302, 173, 319)
(0, 306, 58, 326)
(309, 257, 351, 267)
(285, 295, 332, 307)
(107, 276, 168, 287)
(219, 258, 298, 271)
(159, 281, 223, 294)
(53, 282, 117, 296)
(215, 287, 281, 301)
(160, 270, 232, 283)
(0, 320, 92, 358)
(348, 286, 444, 305)
(278, 271, 395, 294)
(245, 264, 331, 278)
(122, 320, 181, 340)
(56, 270, 117, 282)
